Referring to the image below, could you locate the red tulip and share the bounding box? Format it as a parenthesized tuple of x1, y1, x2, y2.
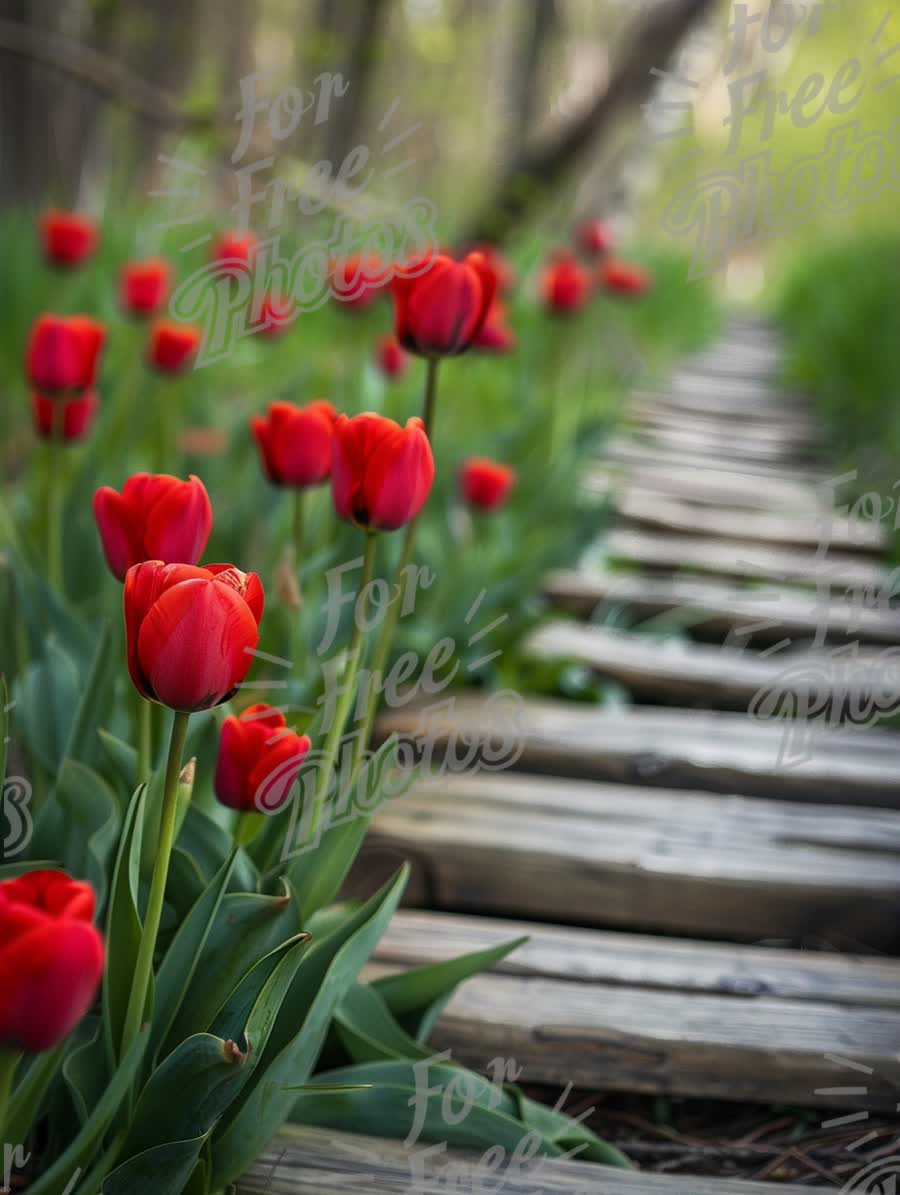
(0, 869, 104, 1053)
(31, 392, 98, 443)
(26, 314, 106, 393)
(332, 412, 434, 531)
(124, 561, 264, 711)
(215, 704, 311, 813)
(211, 229, 257, 267)
(251, 399, 337, 489)
(540, 253, 591, 315)
(374, 335, 408, 380)
(392, 252, 496, 357)
(460, 457, 516, 511)
(601, 259, 652, 297)
(465, 243, 515, 296)
(39, 209, 98, 268)
(93, 473, 213, 582)
(148, 320, 201, 374)
(330, 254, 388, 311)
(120, 259, 171, 316)
(474, 302, 515, 353)
(576, 220, 613, 258)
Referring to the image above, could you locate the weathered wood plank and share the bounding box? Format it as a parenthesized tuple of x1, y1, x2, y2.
(586, 464, 828, 514)
(605, 527, 886, 589)
(626, 422, 810, 465)
(240, 1127, 833, 1194)
(635, 387, 812, 423)
(376, 909, 900, 1008)
(545, 569, 900, 644)
(526, 620, 900, 712)
(632, 399, 817, 444)
(363, 921, 900, 1109)
(605, 438, 827, 483)
(375, 693, 900, 806)
(614, 485, 885, 553)
(353, 773, 900, 941)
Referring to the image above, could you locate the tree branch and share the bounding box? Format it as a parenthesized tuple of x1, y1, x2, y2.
(463, 0, 717, 244)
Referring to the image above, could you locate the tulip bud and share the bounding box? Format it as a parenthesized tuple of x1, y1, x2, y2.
(374, 335, 408, 380)
(465, 243, 515, 296)
(540, 253, 591, 315)
(0, 869, 104, 1052)
(392, 251, 496, 357)
(600, 258, 652, 297)
(211, 229, 257, 267)
(26, 314, 106, 393)
(251, 399, 338, 488)
(120, 258, 172, 316)
(215, 704, 311, 813)
(257, 292, 295, 337)
(473, 302, 515, 353)
(93, 472, 213, 581)
(31, 391, 98, 443)
(331, 253, 389, 311)
(124, 561, 264, 711)
(39, 209, 98, 268)
(576, 219, 613, 258)
(460, 457, 516, 511)
(148, 320, 201, 374)
(332, 412, 435, 532)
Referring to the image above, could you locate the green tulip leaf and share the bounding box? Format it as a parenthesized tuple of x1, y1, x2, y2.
(6, 1042, 66, 1146)
(162, 883, 301, 1055)
(58, 619, 116, 773)
(149, 851, 237, 1066)
(101, 1131, 211, 1195)
(13, 639, 80, 773)
(209, 933, 311, 1045)
(334, 982, 432, 1063)
(209, 864, 409, 1186)
(103, 783, 149, 1062)
(97, 728, 138, 800)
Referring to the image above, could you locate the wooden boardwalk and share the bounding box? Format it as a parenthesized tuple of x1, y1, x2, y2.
(249, 319, 900, 1191)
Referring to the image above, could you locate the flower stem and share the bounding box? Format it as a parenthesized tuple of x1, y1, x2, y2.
(306, 531, 377, 843)
(0, 1048, 20, 1147)
(292, 488, 305, 565)
(46, 400, 65, 591)
(352, 357, 441, 769)
(136, 695, 152, 784)
(120, 709, 190, 1059)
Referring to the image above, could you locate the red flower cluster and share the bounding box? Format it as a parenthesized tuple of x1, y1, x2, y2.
(331, 254, 389, 311)
(252, 399, 338, 488)
(93, 473, 213, 581)
(393, 252, 496, 357)
(215, 704, 311, 813)
(40, 209, 98, 268)
(0, 869, 104, 1053)
(125, 561, 264, 711)
(460, 457, 516, 511)
(120, 259, 171, 316)
(211, 230, 257, 267)
(332, 413, 434, 531)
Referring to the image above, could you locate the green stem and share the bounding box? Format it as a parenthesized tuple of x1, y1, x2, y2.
(120, 709, 190, 1059)
(46, 400, 65, 591)
(352, 357, 441, 770)
(0, 1048, 20, 1146)
(292, 488, 305, 566)
(421, 356, 439, 435)
(235, 810, 262, 847)
(306, 531, 378, 842)
(136, 696, 152, 784)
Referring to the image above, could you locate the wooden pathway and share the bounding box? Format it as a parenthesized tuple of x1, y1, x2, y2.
(249, 319, 900, 1191)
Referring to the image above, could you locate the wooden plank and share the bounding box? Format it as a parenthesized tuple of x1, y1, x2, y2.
(605, 438, 827, 483)
(631, 399, 818, 446)
(240, 1126, 833, 1194)
(605, 527, 886, 589)
(375, 693, 900, 806)
(586, 463, 828, 514)
(362, 916, 900, 1109)
(526, 620, 900, 712)
(354, 772, 900, 942)
(625, 422, 809, 466)
(635, 387, 811, 424)
(545, 569, 900, 644)
(615, 486, 885, 553)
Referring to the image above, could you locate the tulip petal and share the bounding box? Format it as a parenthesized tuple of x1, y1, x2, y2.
(93, 487, 142, 581)
(144, 475, 213, 568)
